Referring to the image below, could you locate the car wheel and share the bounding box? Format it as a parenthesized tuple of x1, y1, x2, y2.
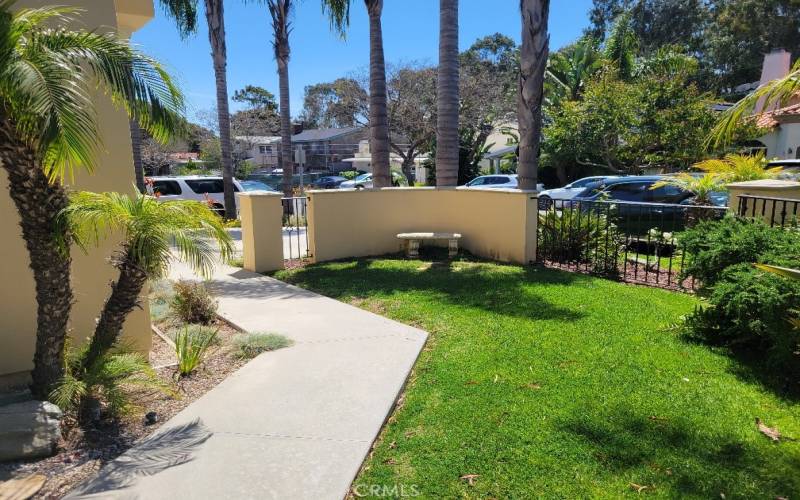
(355, 185, 364, 190)
(538, 195, 552, 210)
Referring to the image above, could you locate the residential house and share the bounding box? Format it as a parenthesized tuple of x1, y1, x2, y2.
(751, 49, 800, 160)
(291, 127, 367, 172)
(234, 135, 281, 170)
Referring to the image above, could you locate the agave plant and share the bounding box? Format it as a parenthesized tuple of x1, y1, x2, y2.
(58, 192, 233, 370)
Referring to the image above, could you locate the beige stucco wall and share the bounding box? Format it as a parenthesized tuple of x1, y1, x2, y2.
(728, 179, 800, 225)
(306, 188, 538, 265)
(240, 192, 285, 273)
(0, 0, 154, 382)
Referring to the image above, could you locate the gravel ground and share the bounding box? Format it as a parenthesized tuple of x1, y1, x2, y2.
(1, 320, 247, 499)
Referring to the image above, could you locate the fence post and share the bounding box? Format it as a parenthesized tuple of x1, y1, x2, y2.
(239, 191, 285, 273)
(524, 190, 539, 264)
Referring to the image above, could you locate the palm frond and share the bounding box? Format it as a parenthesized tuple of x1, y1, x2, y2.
(320, 0, 350, 38)
(157, 0, 199, 39)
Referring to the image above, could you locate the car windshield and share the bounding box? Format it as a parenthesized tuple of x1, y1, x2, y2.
(355, 173, 371, 181)
(576, 181, 607, 198)
(239, 180, 272, 191)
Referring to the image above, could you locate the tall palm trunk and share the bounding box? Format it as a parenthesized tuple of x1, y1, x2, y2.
(204, 0, 237, 218)
(0, 119, 72, 398)
(366, 0, 390, 188)
(517, 0, 550, 191)
(436, 0, 459, 187)
(129, 119, 146, 193)
(272, 1, 294, 198)
(82, 250, 148, 370)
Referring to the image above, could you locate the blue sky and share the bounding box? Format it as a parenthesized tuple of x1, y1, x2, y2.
(132, 1, 594, 122)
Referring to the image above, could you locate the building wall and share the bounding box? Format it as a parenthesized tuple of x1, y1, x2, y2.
(760, 123, 800, 160)
(306, 188, 538, 265)
(0, 0, 153, 383)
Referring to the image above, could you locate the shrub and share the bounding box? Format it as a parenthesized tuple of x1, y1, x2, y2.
(232, 332, 291, 359)
(339, 170, 359, 180)
(51, 348, 170, 419)
(538, 207, 620, 274)
(149, 279, 174, 324)
(170, 280, 218, 325)
(175, 325, 218, 376)
(679, 215, 800, 289)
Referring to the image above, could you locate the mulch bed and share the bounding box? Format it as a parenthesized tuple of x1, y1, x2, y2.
(0, 319, 246, 499)
(541, 259, 696, 291)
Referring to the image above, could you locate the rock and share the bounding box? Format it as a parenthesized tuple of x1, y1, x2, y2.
(144, 411, 158, 425)
(0, 398, 63, 462)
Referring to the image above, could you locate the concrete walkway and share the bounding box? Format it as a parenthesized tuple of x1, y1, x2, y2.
(69, 262, 427, 499)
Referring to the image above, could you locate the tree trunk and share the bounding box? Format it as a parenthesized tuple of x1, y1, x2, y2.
(436, 0, 459, 187)
(0, 120, 72, 399)
(205, 0, 237, 219)
(129, 119, 146, 193)
(367, 0, 391, 188)
(273, 3, 294, 198)
(517, 0, 550, 191)
(82, 251, 148, 370)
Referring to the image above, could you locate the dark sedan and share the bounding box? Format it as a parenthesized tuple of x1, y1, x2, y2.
(310, 175, 347, 189)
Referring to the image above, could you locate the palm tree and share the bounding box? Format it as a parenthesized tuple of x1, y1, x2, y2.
(603, 10, 637, 81)
(204, 0, 237, 217)
(267, 0, 294, 197)
(59, 192, 233, 369)
(129, 120, 146, 193)
(710, 59, 800, 148)
(546, 37, 602, 104)
(436, 0, 459, 187)
(651, 173, 722, 206)
(694, 153, 782, 183)
(517, 0, 550, 191)
(322, 0, 391, 187)
(0, 5, 183, 398)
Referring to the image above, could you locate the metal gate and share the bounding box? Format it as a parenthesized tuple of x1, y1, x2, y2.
(282, 197, 309, 265)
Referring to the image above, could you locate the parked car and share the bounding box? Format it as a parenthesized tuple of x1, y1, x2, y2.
(569, 176, 726, 233)
(146, 176, 276, 215)
(339, 171, 409, 189)
(538, 176, 620, 208)
(310, 175, 347, 189)
(464, 174, 544, 190)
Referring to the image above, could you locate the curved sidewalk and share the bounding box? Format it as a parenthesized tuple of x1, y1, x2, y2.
(69, 263, 428, 499)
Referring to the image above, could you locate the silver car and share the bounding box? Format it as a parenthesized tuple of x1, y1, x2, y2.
(538, 176, 619, 207)
(464, 174, 544, 190)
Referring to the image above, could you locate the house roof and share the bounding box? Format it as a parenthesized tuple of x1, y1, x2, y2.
(484, 145, 517, 160)
(291, 127, 364, 142)
(756, 102, 800, 128)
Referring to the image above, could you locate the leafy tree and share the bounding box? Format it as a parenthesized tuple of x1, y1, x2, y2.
(387, 65, 437, 180)
(233, 85, 278, 111)
(59, 192, 233, 370)
(0, 4, 183, 398)
(299, 78, 367, 128)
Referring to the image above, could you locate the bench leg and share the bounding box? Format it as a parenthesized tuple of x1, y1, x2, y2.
(407, 239, 420, 258)
(448, 239, 459, 258)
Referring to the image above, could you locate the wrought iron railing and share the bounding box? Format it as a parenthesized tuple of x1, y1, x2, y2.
(736, 194, 799, 228)
(281, 197, 309, 264)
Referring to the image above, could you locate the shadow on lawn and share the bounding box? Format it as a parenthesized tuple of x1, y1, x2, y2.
(560, 407, 800, 498)
(277, 250, 589, 323)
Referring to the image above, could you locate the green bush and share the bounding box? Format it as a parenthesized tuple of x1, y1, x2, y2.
(339, 170, 359, 180)
(175, 325, 218, 376)
(538, 207, 620, 274)
(170, 280, 217, 325)
(232, 332, 291, 359)
(679, 215, 800, 288)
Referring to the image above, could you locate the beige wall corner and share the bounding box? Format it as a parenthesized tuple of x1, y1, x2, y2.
(0, 0, 155, 378)
(727, 179, 800, 224)
(240, 192, 285, 273)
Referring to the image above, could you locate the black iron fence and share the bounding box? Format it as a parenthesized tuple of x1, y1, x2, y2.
(536, 199, 727, 289)
(736, 194, 799, 228)
(282, 197, 309, 264)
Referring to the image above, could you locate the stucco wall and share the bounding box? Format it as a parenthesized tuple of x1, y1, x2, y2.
(0, 0, 153, 383)
(306, 188, 538, 265)
(728, 179, 800, 225)
(760, 123, 800, 160)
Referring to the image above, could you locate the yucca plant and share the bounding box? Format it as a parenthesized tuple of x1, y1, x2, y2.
(0, 3, 183, 397)
(175, 325, 218, 376)
(51, 346, 170, 419)
(59, 192, 233, 370)
(693, 153, 782, 183)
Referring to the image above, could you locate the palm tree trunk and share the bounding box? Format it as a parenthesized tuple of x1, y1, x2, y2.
(517, 0, 550, 191)
(436, 0, 459, 187)
(272, 1, 294, 198)
(129, 119, 146, 193)
(367, 0, 391, 188)
(0, 120, 72, 399)
(82, 251, 148, 370)
(205, 0, 237, 219)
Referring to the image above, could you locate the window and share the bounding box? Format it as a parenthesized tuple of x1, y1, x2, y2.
(152, 180, 181, 196)
(259, 145, 272, 154)
(569, 178, 596, 189)
(467, 177, 486, 186)
(606, 182, 648, 202)
(648, 183, 688, 203)
(185, 179, 225, 194)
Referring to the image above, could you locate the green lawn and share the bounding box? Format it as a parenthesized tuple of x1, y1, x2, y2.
(275, 258, 800, 499)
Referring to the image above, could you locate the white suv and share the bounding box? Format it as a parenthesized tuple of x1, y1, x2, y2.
(146, 176, 276, 214)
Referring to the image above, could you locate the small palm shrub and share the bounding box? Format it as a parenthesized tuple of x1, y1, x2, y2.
(232, 332, 291, 359)
(175, 326, 218, 376)
(51, 348, 169, 419)
(694, 153, 782, 183)
(170, 281, 218, 325)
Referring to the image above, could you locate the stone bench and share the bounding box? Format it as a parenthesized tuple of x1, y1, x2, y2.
(397, 232, 462, 258)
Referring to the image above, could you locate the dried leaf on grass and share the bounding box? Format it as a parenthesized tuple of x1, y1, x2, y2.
(756, 418, 782, 442)
(460, 474, 480, 486)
